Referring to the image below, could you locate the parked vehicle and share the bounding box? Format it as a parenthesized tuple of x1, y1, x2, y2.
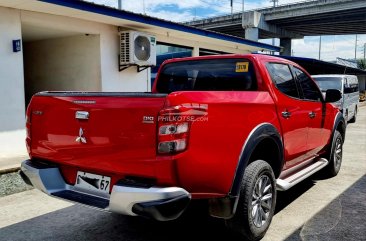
(20, 54, 345, 241)
(312, 74, 359, 123)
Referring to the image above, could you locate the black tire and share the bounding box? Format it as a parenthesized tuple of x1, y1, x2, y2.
(323, 130, 343, 177)
(349, 107, 357, 123)
(226, 160, 276, 241)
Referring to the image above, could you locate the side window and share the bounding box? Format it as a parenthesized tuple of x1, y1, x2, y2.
(266, 63, 300, 99)
(344, 78, 359, 93)
(292, 67, 322, 101)
(344, 84, 352, 94)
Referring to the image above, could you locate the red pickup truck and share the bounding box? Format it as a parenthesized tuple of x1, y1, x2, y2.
(20, 54, 345, 240)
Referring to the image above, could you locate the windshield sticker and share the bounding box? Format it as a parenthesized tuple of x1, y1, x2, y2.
(236, 62, 249, 72)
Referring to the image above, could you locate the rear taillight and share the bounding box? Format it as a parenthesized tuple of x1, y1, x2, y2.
(158, 139, 187, 153)
(157, 108, 190, 154)
(159, 122, 189, 135)
(157, 104, 208, 154)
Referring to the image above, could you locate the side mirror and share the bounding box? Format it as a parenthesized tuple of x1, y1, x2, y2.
(325, 89, 342, 103)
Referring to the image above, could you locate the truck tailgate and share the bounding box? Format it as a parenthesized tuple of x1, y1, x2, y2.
(28, 92, 167, 178)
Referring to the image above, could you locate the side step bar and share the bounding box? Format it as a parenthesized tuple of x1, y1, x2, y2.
(276, 158, 328, 191)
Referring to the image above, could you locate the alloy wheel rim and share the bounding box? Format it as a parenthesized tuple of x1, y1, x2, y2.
(334, 137, 342, 168)
(251, 174, 273, 228)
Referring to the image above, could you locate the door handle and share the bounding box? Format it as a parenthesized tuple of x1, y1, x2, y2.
(281, 110, 291, 119)
(309, 111, 316, 119)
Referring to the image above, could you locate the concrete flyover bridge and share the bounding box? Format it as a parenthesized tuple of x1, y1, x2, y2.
(186, 0, 366, 55)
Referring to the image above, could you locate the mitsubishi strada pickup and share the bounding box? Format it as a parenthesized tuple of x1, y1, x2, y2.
(20, 54, 345, 240)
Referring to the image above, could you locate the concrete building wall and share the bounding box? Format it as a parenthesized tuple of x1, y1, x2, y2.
(0, 7, 155, 132)
(23, 35, 102, 104)
(20, 10, 152, 93)
(0, 7, 25, 131)
(99, 28, 151, 92)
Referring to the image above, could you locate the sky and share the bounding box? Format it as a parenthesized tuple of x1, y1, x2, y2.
(89, 0, 366, 62)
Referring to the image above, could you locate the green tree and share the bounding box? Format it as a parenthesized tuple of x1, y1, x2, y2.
(358, 59, 366, 70)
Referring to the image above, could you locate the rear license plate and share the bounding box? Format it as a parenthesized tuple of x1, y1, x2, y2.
(75, 171, 111, 194)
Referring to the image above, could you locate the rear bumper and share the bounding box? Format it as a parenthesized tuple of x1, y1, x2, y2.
(20, 160, 191, 221)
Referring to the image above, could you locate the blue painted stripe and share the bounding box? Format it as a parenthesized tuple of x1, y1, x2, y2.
(37, 0, 280, 52)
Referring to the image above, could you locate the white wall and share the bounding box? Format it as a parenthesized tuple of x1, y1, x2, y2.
(20, 10, 151, 93)
(23, 34, 102, 102)
(99, 27, 151, 92)
(1, 8, 154, 132)
(0, 7, 25, 131)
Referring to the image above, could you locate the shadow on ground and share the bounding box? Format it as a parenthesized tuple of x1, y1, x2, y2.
(284, 175, 366, 241)
(1, 175, 365, 241)
(0, 200, 238, 241)
(276, 177, 315, 214)
(0, 180, 315, 241)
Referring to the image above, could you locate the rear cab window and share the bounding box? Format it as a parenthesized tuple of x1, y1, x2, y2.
(156, 58, 257, 93)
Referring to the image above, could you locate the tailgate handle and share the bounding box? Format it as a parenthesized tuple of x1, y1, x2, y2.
(76, 111, 89, 120)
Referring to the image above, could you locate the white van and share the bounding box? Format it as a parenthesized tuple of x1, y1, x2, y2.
(312, 74, 359, 123)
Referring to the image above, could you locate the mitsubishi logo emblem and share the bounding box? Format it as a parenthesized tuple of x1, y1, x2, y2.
(76, 128, 87, 144)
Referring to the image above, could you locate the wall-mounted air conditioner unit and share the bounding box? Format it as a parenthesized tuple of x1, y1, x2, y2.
(119, 31, 156, 69)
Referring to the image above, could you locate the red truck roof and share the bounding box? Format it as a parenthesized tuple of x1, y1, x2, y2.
(162, 53, 295, 65)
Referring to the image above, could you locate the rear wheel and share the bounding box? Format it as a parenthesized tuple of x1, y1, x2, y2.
(226, 160, 276, 241)
(323, 130, 343, 177)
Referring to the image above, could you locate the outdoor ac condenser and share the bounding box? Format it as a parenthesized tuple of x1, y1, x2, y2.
(119, 31, 156, 66)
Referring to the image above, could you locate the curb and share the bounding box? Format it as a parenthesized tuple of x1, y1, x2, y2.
(0, 166, 21, 175)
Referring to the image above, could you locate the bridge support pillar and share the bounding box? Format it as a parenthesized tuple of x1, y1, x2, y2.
(245, 28, 259, 42)
(280, 38, 292, 56)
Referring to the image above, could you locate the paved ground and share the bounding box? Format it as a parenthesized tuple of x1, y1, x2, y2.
(0, 106, 365, 241)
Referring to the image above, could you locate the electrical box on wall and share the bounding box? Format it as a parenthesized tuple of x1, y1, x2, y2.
(12, 39, 21, 52)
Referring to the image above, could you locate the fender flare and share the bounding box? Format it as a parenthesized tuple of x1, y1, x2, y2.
(229, 123, 284, 197)
(329, 112, 346, 157)
(209, 123, 283, 219)
(331, 112, 346, 143)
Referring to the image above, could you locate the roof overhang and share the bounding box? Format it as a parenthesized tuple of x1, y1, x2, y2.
(279, 56, 366, 76)
(0, 0, 280, 53)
